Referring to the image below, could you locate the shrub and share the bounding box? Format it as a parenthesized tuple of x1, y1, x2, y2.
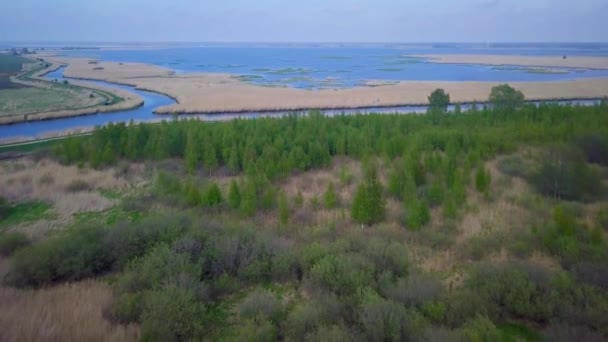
(382, 273, 443, 307)
(360, 299, 427, 342)
(231, 318, 276, 342)
(575, 133, 608, 165)
(475, 167, 491, 193)
(140, 282, 208, 341)
(309, 253, 374, 298)
(529, 145, 600, 201)
(324, 182, 339, 209)
(364, 238, 408, 278)
(0, 232, 30, 256)
(6, 225, 109, 287)
(65, 179, 92, 192)
(405, 200, 430, 230)
(305, 325, 353, 342)
(228, 180, 241, 209)
(497, 155, 528, 178)
(237, 289, 282, 322)
(285, 295, 343, 339)
(428, 88, 450, 113)
(203, 182, 223, 207)
(460, 315, 501, 342)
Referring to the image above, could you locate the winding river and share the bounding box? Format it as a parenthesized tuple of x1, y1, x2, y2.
(0, 67, 602, 142)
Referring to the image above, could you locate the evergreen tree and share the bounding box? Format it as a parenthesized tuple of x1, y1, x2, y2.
(184, 131, 199, 174)
(324, 182, 338, 209)
(240, 179, 257, 217)
(351, 165, 386, 225)
(475, 167, 491, 193)
(228, 180, 241, 209)
(203, 143, 219, 172)
(204, 183, 223, 207)
(184, 181, 202, 206)
(227, 143, 240, 174)
(406, 199, 430, 230)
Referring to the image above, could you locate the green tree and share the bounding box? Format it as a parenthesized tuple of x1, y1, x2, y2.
(324, 182, 339, 209)
(228, 180, 241, 209)
(352, 165, 386, 225)
(184, 131, 200, 174)
(240, 179, 257, 217)
(428, 88, 450, 113)
(489, 84, 525, 113)
(475, 167, 491, 193)
(406, 200, 430, 230)
(204, 182, 223, 207)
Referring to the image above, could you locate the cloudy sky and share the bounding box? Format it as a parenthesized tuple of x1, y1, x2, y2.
(1, 0, 607, 42)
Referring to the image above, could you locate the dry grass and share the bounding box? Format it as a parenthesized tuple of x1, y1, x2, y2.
(0, 277, 139, 342)
(43, 56, 608, 115)
(0, 157, 146, 234)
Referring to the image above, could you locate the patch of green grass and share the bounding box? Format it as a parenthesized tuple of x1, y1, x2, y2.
(99, 188, 123, 200)
(0, 200, 53, 230)
(498, 322, 542, 341)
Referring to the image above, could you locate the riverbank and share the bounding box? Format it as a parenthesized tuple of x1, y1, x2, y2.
(0, 61, 144, 125)
(45, 55, 608, 115)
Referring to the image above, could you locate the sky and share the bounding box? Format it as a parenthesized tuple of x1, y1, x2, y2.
(1, 0, 607, 43)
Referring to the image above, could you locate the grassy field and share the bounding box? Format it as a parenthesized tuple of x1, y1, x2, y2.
(0, 86, 105, 115)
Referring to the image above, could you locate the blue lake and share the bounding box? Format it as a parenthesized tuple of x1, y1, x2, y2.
(59, 44, 608, 89)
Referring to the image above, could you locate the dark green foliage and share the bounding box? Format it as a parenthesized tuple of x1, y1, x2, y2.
(460, 315, 501, 342)
(575, 133, 608, 165)
(204, 182, 223, 207)
(228, 180, 241, 209)
(0, 232, 30, 256)
(309, 253, 374, 298)
(237, 289, 283, 322)
(475, 167, 491, 193)
(428, 88, 450, 113)
(360, 299, 427, 342)
(351, 166, 386, 225)
(324, 182, 339, 209)
(285, 295, 344, 339)
(406, 200, 430, 230)
(489, 84, 525, 112)
(530, 145, 601, 201)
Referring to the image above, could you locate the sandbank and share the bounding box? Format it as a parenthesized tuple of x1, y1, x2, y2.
(414, 54, 608, 70)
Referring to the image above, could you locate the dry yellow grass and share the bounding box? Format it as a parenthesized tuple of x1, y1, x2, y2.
(416, 54, 608, 70)
(0, 157, 146, 234)
(43, 56, 608, 116)
(0, 276, 139, 342)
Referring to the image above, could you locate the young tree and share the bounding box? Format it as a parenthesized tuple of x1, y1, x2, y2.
(428, 88, 450, 113)
(351, 165, 386, 225)
(406, 200, 430, 230)
(184, 131, 200, 174)
(240, 179, 257, 217)
(489, 84, 525, 113)
(204, 182, 223, 207)
(323, 182, 339, 209)
(475, 167, 491, 193)
(228, 180, 241, 209)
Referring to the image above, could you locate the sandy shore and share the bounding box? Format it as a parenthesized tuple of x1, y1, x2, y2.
(45, 55, 608, 115)
(414, 54, 608, 70)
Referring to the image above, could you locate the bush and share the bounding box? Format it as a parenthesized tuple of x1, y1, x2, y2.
(65, 179, 92, 192)
(305, 325, 353, 342)
(309, 253, 374, 298)
(360, 299, 427, 342)
(575, 133, 608, 165)
(6, 225, 109, 287)
(475, 167, 491, 193)
(405, 200, 430, 230)
(203, 182, 223, 207)
(231, 318, 276, 342)
(497, 155, 529, 178)
(364, 238, 408, 278)
(140, 282, 208, 341)
(382, 273, 443, 307)
(460, 315, 501, 342)
(529, 145, 601, 201)
(237, 289, 282, 322)
(428, 88, 450, 113)
(285, 295, 343, 339)
(489, 84, 524, 112)
(324, 182, 339, 209)
(0, 232, 30, 256)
